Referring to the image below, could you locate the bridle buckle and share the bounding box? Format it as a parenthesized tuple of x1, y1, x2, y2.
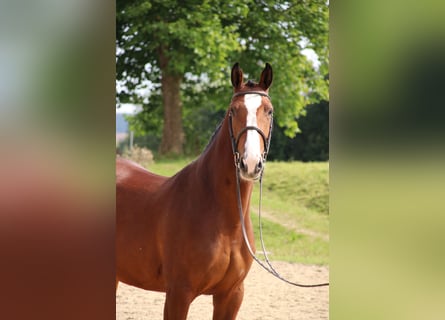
(233, 152, 241, 167)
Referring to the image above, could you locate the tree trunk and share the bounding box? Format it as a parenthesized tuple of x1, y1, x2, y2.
(159, 49, 184, 156)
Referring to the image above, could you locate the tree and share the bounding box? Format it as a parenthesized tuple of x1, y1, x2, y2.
(117, 0, 328, 156)
(269, 100, 329, 161)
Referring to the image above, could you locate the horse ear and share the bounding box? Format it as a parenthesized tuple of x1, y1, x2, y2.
(231, 62, 244, 89)
(259, 63, 273, 91)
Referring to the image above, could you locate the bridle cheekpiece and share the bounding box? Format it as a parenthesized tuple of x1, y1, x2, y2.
(228, 91, 273, 168)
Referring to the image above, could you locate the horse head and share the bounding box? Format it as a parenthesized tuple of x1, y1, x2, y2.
(229, 62, 274, 181)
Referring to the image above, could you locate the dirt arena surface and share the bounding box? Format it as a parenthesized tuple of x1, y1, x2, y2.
(117, 261, 329, 319)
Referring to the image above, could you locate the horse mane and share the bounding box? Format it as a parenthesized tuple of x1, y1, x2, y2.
(203, 120, 224, 153)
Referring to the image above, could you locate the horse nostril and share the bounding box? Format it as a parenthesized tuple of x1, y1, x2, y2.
(255, 160, 264, 173)
(239, 159, 247, 171)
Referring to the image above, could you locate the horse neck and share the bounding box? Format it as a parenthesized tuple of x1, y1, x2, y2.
(197, 114, 253, 213)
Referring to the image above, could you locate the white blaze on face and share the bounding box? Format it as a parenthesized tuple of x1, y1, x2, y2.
(243, 94, 262, 174)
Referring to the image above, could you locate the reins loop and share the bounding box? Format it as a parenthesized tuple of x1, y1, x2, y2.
(229, 91, 329, 288)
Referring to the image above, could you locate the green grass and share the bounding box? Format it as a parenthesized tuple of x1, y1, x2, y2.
(144, 158, 329, 265)
(250, 162, 329, 265)
(251, 217, 328, 265)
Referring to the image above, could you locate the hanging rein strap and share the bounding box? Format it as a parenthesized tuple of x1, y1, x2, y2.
(234, 168, 329, 288)
(230, 91, 329, 288)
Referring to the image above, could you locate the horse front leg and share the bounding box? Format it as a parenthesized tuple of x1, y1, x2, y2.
(212, 282, 244, 320)
(163, 286, 194, 320)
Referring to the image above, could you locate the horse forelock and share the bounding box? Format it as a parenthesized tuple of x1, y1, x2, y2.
(246, 80, 256, 87)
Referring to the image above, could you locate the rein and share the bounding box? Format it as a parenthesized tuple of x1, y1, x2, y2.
(229, 91, 329, 288)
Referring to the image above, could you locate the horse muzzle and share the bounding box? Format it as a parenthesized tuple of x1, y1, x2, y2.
(238, 155, 265, 181)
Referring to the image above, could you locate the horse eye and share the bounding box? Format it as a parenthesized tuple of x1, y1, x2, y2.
(267, 109, 273, 116)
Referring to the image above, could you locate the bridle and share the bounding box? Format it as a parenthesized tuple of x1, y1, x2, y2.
(228, 90, 329, 288)
(228, 91, 273, 168)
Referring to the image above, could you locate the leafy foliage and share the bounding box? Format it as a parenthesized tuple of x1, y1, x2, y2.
(270, 100, 329, 161)
(117, 0, 329, 154)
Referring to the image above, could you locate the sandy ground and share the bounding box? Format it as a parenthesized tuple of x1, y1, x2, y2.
(116, 262, 329, 319)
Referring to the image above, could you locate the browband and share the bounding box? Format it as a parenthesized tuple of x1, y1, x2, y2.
(232, 91, 271, 101)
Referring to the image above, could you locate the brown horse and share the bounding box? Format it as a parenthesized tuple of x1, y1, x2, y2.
(116, 62, 274, 319)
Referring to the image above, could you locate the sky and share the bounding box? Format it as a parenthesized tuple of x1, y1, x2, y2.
(116, 104, 142, 115)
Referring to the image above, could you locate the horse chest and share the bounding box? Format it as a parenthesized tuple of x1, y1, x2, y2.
(200, 235, 252, 293)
